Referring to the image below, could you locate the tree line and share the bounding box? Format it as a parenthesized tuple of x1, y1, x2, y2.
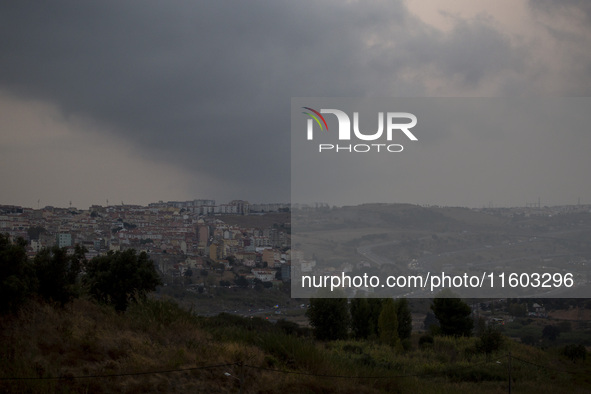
(306, 295, 413, 349)
(0, 233, 161, 314)
(306, 289, 475, 347)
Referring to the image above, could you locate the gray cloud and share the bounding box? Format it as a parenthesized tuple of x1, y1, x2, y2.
(529, 0, 591, 24)
(0, 1, 589, 206)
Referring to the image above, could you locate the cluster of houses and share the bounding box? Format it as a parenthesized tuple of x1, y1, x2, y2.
(0, 200, 292, 285)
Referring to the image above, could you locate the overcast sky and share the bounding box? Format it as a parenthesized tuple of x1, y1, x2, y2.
(1, 0, 591, 209)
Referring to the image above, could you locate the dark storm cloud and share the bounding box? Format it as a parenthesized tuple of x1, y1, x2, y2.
(0, 1, 528, 202)
(526, 0, 591, 95)
(529, 0, 591, 24)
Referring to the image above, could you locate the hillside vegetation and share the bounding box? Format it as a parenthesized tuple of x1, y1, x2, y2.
(1, 297, 590, 393)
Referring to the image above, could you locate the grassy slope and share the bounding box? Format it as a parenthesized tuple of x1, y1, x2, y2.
(1, 298, 590, 393)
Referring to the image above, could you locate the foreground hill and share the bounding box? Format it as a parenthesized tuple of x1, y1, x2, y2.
(1, 298, 590, 393)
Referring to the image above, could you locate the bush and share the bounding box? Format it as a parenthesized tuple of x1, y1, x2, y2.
(342, 344, 364, 354)
(277, 319, 311, 337)
(419, 334, 434, 348)
(275, 319, 301, 336)
(563, 344, 586, 362)
(401, 338, 412, 351)
(476, 326, 504, 356)
(521, 334, 538, 346)
(127, 298, 197, 329)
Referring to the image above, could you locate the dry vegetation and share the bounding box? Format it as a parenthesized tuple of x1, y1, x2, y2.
(1, 297, 591, 393)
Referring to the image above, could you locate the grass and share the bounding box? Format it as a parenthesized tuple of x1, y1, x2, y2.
(1, 297, 590, 393)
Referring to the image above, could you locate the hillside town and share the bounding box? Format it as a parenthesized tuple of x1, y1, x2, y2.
(0, 199, 292, 287)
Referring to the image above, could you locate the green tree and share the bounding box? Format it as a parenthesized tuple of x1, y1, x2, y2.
(33, 245, 86, 306)
(84, 249, 162, 311)
(394, 298, 412, 341)
(378, 298, 400, 347)
(306, 291, 349, 341)
(0, 234, 36, 314)
(477, 325, 504, 357)
(431, 291, 473, 337)
(350, 298, 372, 339)
(367, 298, 384, 339)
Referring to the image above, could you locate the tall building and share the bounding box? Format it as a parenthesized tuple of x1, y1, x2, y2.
(56, 233, 72, 248)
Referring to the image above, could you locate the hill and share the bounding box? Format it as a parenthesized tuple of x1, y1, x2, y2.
(1, 298, 590, 393)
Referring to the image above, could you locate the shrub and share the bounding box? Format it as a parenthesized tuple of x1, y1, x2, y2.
(476, 326, 504, 356)
(276, 319, 305, 337)
(401, 338, 412, 351)
(419, 334, 434, 348)
(521, 334, 538, 346)
(563, 344, 586, 362)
